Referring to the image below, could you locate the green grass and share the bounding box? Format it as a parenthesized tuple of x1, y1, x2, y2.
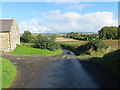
(79, 53, 103, 58)
(11, 46, 63, 56)
(79, 49, 105, 57)
(1, 58, 16, 88)
(0, 58, 1, 89)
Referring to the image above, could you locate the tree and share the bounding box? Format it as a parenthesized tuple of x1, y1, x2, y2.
(66, 32, 80, 39)
(20, 30, 33, 43)
(98, 26, 118, 40)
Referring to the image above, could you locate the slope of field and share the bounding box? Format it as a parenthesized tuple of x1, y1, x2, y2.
(57, 38, 119, 50)
(56, 37, 79, 42)
(104, 40, 119, 50)
(92, 49, 120, 77)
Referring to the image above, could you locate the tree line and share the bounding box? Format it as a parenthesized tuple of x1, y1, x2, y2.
(20, 31, 57, 43)
(66, 32, 99, 40)
(66, 26, 120, 40)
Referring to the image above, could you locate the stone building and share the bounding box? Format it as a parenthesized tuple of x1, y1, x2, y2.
(0, 19, 20, 52)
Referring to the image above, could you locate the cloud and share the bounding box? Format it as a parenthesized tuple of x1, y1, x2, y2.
(19, 18, 50, 33)
(65, 3, 94, 10)
(19, 10, 117, 33)
(43, 10, 117, 32)
(47, 2, 94, 10)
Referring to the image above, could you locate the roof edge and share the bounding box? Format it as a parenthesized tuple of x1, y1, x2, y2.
(0, 18, 16, 21)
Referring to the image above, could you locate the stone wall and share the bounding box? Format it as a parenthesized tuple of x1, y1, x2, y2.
(0, 32, 11, 52)
(10, 19, 20, 51)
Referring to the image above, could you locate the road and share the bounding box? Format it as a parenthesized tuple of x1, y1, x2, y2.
(2, 50, 120, 88)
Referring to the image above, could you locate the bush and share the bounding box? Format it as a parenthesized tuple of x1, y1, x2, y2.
(88, 40, 108, 50)
(33, 35, 60, 51)
(77, 40, 108, 54)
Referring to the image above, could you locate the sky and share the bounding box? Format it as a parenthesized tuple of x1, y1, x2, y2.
(1, 2, 119, 33)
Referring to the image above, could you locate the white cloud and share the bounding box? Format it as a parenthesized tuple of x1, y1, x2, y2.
(19, 18, 50, 33)
(19, 10, 117, 33)
(47, 2, 94, 10)
(66, 3, 94, 10)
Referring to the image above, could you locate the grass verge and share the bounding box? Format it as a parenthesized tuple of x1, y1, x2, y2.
(79, 49, 105, 57)
(11, 45, 63, 56)
(1, 57, 16, 88)
(90, 49, 120, 77)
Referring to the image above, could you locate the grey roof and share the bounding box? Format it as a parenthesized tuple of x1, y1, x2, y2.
(0, 19, 13, 32)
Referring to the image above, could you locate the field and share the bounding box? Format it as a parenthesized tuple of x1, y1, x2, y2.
(11, 45, 63, 56)
(57, 37, 119, 57)
(56, 37, 119, 50)
(56, 37, 88, 47)
(1, 58, 16, 88)
(104, 40, 119, 50)
(56, 37, 79, 42)
(58, 41, 88, 46)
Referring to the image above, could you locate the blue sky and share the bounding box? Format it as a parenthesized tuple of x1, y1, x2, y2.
(2, 2, 118, 33)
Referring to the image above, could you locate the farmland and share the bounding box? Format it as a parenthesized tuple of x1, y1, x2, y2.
(56, 37, 79, 42)
(104, 40, 119, 50)
(56, 37, 119, 51)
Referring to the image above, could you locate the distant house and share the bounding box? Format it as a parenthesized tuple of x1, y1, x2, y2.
(0, 19, 20, 52)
